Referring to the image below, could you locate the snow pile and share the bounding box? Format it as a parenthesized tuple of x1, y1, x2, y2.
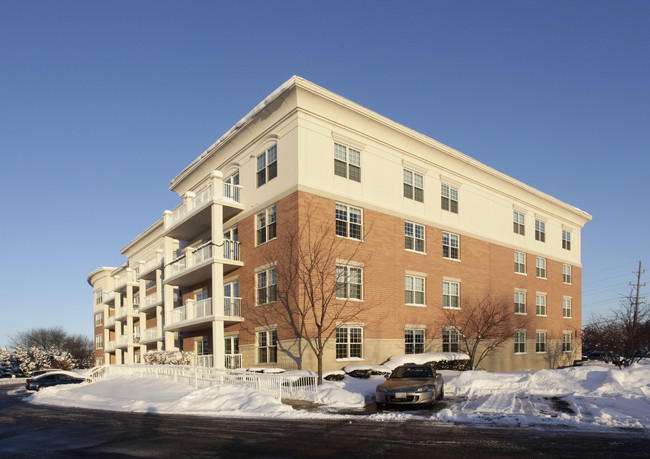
(25, 361, 650, 429)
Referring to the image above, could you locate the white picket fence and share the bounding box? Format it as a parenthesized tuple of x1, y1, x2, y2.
(85, 365, 317, 400)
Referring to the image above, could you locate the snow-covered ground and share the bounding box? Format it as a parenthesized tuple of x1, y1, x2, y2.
(25, 360, 650, 429)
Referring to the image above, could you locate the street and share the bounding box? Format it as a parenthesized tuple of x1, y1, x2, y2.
(1, 383, 648, 458)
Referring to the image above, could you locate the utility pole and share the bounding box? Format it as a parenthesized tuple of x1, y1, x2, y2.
(630, 261, 646, 326)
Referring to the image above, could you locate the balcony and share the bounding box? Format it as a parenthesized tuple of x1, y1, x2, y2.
(137, 254, 164, 281)
(105, 315, 116, 329)
(115, 306, 138, 320)
(139, 327, 162, 344)
(225, 354, 242, 369)
(164, 297, 243, 332)
(116, 335, 130, 348)
(164, 182, 244, 240)
(164, 240, 242, 287)
(114, 270, 138, 292)
(140, 292, 162, 312)
(102, 291, 116, 305)
(106, 340, 116, 352)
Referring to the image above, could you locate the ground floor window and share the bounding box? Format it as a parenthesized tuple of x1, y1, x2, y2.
(536, 331, 547, 353)
(562, 331, 572, 353)
(442, 327, 460, 353)
(405, 329, 425, 354)
(225, 335, 239, 355)
(257, 329, 277, 364)
(195, 336, 210, 355)
(336, 326, 363, 359)
(514, 330, 526, 354)
(96, 357, 104, 366)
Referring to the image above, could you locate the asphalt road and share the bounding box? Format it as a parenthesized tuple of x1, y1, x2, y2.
(1, 383, 648, 458)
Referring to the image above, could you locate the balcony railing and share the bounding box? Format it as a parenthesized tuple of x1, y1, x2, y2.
(144, 293, 161, 307)
(168, 298, 212, 326)
(168, 183, 243, 228)
(105, 316, 116, 327)
(225, 354, 242, 369)
(166, 240, 240, 278)
(224, 297, 242, 317)
(195, 354, 214, 368)
(114, 271, 136, 290)
(117, 335, 129, 347)
(142, 327, 160, 342)
(102, 291, 115, 304)
(106, 340, 116, 351)
(115, 306, 128, 319)
(223, 182, 242, 203)
(138, 256, 163, 279)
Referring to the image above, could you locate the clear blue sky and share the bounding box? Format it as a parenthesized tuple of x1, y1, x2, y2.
(1, 1, 648, 348)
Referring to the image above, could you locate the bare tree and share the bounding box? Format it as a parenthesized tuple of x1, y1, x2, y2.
(442, 295, 528, 370)
(251, 197, 377, 384)
(10, 327, 94, 369)
(544, 327, 582, 369)
(583, 264, 649, 368)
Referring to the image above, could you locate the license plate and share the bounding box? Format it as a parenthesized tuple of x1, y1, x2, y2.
(395, 392, 407, 399)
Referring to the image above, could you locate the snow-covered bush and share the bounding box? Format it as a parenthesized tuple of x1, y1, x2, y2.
(143, 350, 192, 365)
(0, 347, 13, 378)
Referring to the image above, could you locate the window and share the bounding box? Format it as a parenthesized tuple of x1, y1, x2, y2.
(443, 327, 460, 352)
(256, 267, 277, 305)
(513, 211, 525, 235)
(535, 220, 546, 242)
(225, 335, 239, 355)
(443, 232, 460, 260)
(563, 264, 572, 284)
(195, 287, 209, 301)
(562, 331, 572, 352)
(514, 330, 526, 354)
(405, 329, 425, 354)
(562, 230, 571, 250)
(403, 169, 424, 202)
(514, 251, 526, 274)
(336, 326, 363, 359)
(95, 334, 103, 350)
(224, 225, 238, 242)
(441, 184, 459, 213)
(256, 205, 276, 245)
(95, 290, 103, 305)
(224, 171, 240, 200)
(443, 281, 460, 309)
(335, 203, 362, 240)
(405, 222, 425, 253)
(536, 257, 546, 279)
(536, 294, 547, 316)
(563, 298, 572, 318)
(96, 357, 104, 366)
(257, 329, 277, 364)
(336, 265, 363, 300)
(334, 143, 361, 182)
(196, 336, 210, 356)
(514, 291, 526, 314)
(405, 275, 425, 305)
(95, 312, 103, 327)
(224, 281, 239, 316)
(536, 331, 547, 353)
(256, 145, 277, 187)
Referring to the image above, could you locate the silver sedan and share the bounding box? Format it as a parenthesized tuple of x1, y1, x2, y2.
(376, 364, 444, 406)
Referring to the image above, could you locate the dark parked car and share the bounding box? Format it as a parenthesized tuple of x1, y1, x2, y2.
(25, 371, 87, 391)
(376, 364, 444, 406)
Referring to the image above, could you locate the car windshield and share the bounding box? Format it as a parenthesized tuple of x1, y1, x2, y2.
(391, 366, 433, 379)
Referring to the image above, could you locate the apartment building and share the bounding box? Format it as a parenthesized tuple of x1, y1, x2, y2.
(87, 76, 591, 372)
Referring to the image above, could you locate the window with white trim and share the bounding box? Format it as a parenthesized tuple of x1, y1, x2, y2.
(536, 257, 547, 279)
(336, 265, 363, 300)
(514, 291, 526, 314)
(335, 203, 362, 240)
(224, 225, 238, 242)
(563, 298, 572, 318)
(95, 334, 103, 350)
(562, 230, 571, 250)
(224, 171, 240, 200)
(536, 294, 547, 316)
(535, 219, 546, 242)
(563, 264, 572, 284)
(336, 325, 363, 359)
(405, 329, 425, 354)
(257, 329, 277, 364)
(403, 169, 424, 202)
(535, 331, 547, 353)
(224, 280, 239, 316)
(443, 281, 460, 309)
(514, 330, 526, 354)
(225, 335, 239, 355)
(95, 312, 103, 327)
(405, 275, 425, 305)
(441, 183, 459, 213)
(562, 331, 572, 352)
(443, 327, 460, 352)
(405, 222, 425, 253)
(95, 290, 103, 305)
(256, 204, 276, 245)
(195, 336, 210, 356)
(256, 267, 277, 305)
(515, 251, 526, 274)
(256, 144, 277, 187)
(513, 211, 525, 235)
(443, 232, 459, 260)
(334, 143, 361, 182)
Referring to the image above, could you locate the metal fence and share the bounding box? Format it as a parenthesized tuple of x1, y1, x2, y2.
(85, 365, 317, 400)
